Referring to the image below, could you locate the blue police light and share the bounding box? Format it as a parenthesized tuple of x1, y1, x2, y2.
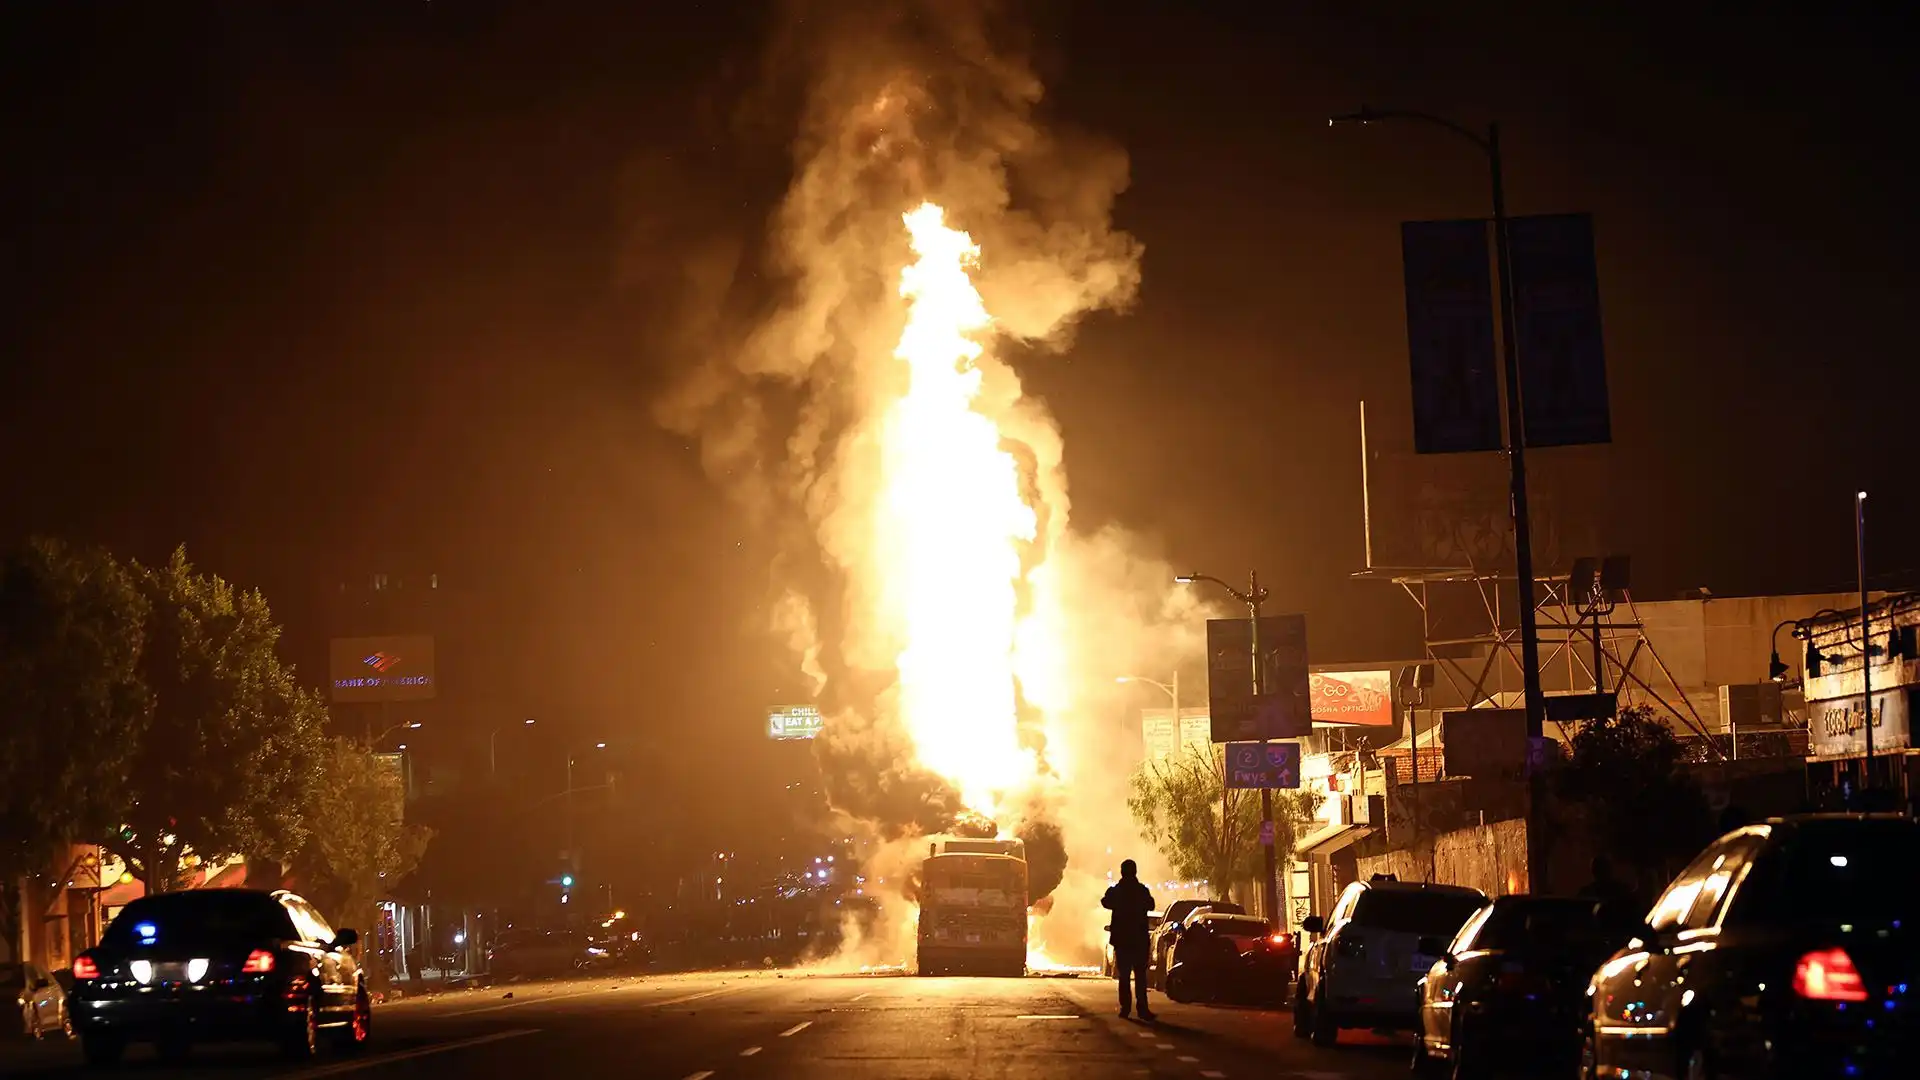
(561, 874, 574, 887)
(135, 922, 158, 944)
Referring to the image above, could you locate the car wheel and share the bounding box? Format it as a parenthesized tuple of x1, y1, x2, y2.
(81, 1034, 125, 1068)
(1291, 984, 1313, 1039)
(1310, 990, 1339, 1047)
(1411, 1032, 1441, 1076)
(329, 987, 372, 1053)
(281, 996, 318, 1060)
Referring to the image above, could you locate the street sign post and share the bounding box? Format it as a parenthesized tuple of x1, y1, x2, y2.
(1225, 742, 1302, 789)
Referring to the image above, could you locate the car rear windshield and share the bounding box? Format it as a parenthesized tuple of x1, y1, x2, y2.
(1208, 917, 1271, 936)
(1352, 889, 1486, 936)
(1744, 822, 1920, 924)
(103, 891, 296, 949)
(1471, 899, 1603, 951)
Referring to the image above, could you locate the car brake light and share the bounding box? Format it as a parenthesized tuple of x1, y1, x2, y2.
(1794, 948, 1868, 1002)
(243, 949, 276, 974)
(72, 955, 101, 980)
(1270, 932, 1291, 948)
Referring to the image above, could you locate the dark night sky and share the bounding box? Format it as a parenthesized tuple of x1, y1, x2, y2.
(4, 3, 1915, 821)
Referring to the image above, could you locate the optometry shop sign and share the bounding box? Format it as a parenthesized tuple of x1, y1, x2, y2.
(1807, 688, 1911, 758)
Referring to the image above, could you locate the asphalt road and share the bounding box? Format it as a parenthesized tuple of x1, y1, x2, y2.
(3, 970, 1411, 1079)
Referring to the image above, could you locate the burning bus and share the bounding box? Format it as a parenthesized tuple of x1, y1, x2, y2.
(915, 837, 1029, 977)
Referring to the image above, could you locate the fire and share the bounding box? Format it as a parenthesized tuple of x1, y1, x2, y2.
(880, 203, 1042, 817)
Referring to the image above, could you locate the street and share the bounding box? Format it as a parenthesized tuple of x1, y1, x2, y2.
(4, 971, 1408, 1080)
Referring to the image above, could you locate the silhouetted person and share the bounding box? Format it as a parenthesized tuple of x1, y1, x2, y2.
(1102, 859, 1156, 1020)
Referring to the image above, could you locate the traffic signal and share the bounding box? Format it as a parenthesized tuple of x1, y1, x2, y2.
(561, 874, 574, 888)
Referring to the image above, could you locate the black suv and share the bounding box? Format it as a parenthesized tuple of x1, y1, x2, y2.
(68, 888, 369, 1065)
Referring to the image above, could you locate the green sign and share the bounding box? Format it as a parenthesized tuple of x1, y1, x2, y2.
(767, 704, 824, 740)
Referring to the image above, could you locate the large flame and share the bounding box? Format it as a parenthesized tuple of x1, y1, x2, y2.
(879, 203, 1042, 818)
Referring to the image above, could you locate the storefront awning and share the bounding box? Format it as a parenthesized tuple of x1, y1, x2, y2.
(1294, 823, 1376, 858)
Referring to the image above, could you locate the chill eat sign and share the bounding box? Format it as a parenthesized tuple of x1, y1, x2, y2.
(1225, 741, 1301, 790)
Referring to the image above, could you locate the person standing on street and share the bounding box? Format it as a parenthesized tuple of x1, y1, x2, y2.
(1103, 859, 1157, 1021)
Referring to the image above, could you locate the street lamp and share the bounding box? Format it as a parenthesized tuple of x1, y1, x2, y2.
(371, 720, 423, 747)
(1857, 491, 1873, 775)
(490, 718, 536, 778)
(565, 743, 609, 859)
(1176, 570, 1280, 926)
(1329, 105, 1545, 736)
(1117, 673, 1181, 751)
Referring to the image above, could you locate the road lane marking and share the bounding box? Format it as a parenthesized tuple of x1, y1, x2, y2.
(291, 1029, 537, 1076)
(1016, 1014, 1080, 1019)
(741, 1046, 762, 1056)
(1136, 1031, 1155, 1037)
(463, 981, 743, 1016)
(779, 1020, 812, 1037)
(1177, 1054, 1199, 1062)
(851, 991, 870, 1001)
(1201, 1072, 1226, 1078)
(1156, 1042, 1174, 1049)
(684, 1073, 715, 1080)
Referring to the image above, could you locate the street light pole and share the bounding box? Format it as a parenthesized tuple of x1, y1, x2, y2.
(1858, 491, 1873, 780)
(491, 718, 536, 779)
(1177, 570, 1279, 927)
(1329, 107, 1544, 735)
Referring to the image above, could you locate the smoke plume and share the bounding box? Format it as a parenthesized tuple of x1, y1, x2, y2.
(654, 0, 1219, 965)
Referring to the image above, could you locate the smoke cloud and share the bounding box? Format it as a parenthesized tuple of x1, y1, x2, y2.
(653, 0, 1216, 966)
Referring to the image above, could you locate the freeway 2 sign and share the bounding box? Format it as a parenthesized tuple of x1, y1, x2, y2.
(1225, 742, 1301, 789)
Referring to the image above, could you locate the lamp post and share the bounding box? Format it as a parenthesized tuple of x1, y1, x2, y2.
(566, 742, 609, 859)
(1175, 570, 1280, 927)
(371, 720, 422, 747)
(491, 718, 536, 778)
(1857, 491, 1873, 779)
(1329, 106, 1544, 737)
(1116, 673, 1181, 747)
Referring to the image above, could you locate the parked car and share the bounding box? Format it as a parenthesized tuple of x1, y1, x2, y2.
(1582, 814, 1919, 1079)
(1413, 894, 1623, 1076)
(487, 928, 595, 979)
(1103, 911, 1163, 978)
(1163, 912, 1299, 1006)
(1293, 875, 1487, 1046)
(68, 888, 369, 1065)
(5, 961, 73, 1040)
(1150, 899, 1245, 988)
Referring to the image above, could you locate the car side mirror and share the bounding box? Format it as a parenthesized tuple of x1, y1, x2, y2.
(1300, 915, 1324, 934)
(332, 928, 359, 949)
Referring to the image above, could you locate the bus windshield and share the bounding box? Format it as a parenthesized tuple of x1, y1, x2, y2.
(924, 858, 1026, 909)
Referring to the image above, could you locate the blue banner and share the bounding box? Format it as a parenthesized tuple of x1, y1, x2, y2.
(1402, 219, 1503, 454)
(1510, 213, 1611, 447)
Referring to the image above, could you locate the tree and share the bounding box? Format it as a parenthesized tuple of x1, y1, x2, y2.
(1554, 705, 1712, 888)
(103, 547, 328, 890)
(293, 738, 431, 933)
(0, 539, 149, 949)
(1128, 744, 1321, 899)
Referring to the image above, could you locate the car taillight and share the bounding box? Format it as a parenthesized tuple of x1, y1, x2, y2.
(1794, 948, 1868, 1002)
(1269, 932, 1291, 949)
(72, 955, 101, 980)
(242, 949, 276, 974)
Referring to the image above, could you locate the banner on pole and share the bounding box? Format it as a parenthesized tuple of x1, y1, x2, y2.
(1510, 212, 1611, 448)
(1402, 219, 1503, 454)
(1207, 616, 1312, 742)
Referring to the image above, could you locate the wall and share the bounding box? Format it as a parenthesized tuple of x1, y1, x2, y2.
(1355, 818, 1531, 897)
